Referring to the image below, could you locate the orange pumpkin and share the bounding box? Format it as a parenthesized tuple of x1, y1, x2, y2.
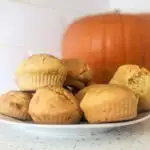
(138, 13, 150, 65)
(62, 13, 150, 83)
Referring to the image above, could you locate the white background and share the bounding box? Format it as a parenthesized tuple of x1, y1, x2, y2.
(110, 0, 150, 12)
(0, 0, 149, 93)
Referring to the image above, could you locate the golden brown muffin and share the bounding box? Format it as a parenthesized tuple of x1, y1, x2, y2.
(62, 59, 92, 90)
(62, 59, 92, 83)
(75, 84, 117, 102)
(29, 86, 82, 124)
(0, 91, 32, 120)
(109, 64, 150, 112)
(16, 54, 67, 91)
(80, 85, 138, 123)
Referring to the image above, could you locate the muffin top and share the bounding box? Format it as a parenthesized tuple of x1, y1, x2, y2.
(16, 54, 66, 74)
(0, 91, 32, 101)
(80, 85, 138, 108)
(0, 91, 32, 113)
(109, 64, 150, 96)
(62, 59, 92, 83)
(31, 86, 81, 110)
(75, 84, 117, 102)
(110, 65, 142, 84)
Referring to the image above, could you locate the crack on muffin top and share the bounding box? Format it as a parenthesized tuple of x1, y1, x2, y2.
(47, 86, 78, 105)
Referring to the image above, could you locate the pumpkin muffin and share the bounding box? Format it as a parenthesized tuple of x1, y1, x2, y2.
(80, 85, 138, 123)
(29, 86, 82, 124)
(16, 54, 67, 91)
(0, 91, 32, 120)
(62, 59, 92, 90)
(109, 64, 150, 112)
(75, 84, 117, 102)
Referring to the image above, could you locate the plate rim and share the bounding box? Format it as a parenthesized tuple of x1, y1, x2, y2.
(0, 112, 150, 129)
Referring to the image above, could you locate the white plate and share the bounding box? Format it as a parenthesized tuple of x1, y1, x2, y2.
(0, 112, 150, 137)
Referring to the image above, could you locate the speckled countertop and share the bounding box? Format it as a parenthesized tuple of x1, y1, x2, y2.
(0, 119, 150, 150)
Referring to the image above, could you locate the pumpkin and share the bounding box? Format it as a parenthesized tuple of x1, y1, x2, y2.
(62, 13, 150, 83)
(137, 13, 150, 64)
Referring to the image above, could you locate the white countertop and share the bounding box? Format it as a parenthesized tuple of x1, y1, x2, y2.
(0, 119, 150, 150)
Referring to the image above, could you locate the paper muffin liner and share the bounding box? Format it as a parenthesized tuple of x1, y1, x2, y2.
(30, 110, 81, 124)
(16, 71, 67, 91)
(82, 98, 138, 123)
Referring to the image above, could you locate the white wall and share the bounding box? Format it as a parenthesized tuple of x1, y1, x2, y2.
(15, 0, 109, 14)
(10, 0, 109, 26)
(109, 0, 150, 12)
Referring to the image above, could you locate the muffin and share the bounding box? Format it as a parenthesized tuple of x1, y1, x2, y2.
(29, 86, 82, 124)
(62, 59, 92, 90)
(80, 85, 138, 123)
(0, 91, 32, 120)
(16, 54, 67, 91)
(109, 64, 150, 112)
(75, 84, 117, 102)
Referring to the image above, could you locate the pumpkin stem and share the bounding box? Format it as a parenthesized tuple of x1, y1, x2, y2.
(114, 9, 121, 14)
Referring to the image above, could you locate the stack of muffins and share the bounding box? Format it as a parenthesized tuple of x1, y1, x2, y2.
(0, 54, 89, 124)
(0, 53, 150, 124)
